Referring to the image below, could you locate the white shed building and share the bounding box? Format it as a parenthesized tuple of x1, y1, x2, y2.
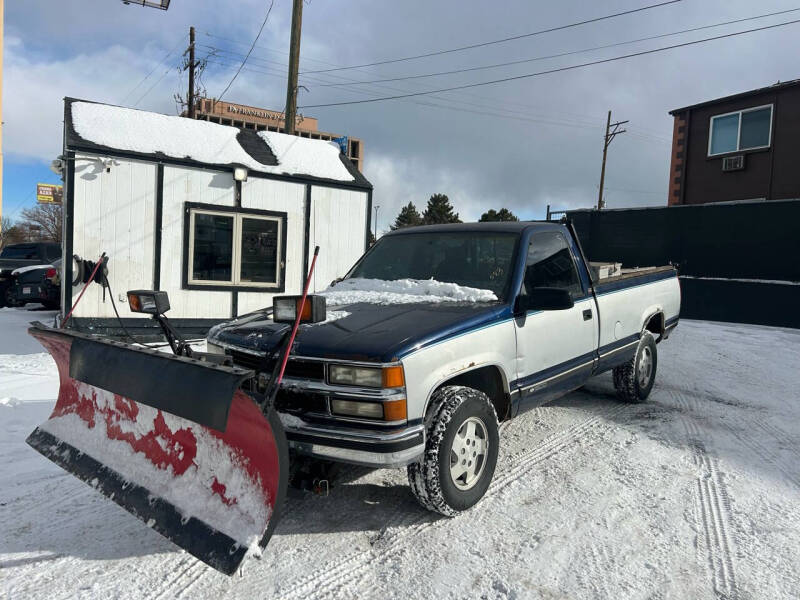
(61, 98, 372, 336)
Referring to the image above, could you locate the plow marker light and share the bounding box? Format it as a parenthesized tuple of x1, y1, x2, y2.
(25, 323, 288, 575)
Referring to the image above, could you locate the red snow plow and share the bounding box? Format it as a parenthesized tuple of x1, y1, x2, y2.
(26, 323, 289, 574)
(26, 250, 322, 575)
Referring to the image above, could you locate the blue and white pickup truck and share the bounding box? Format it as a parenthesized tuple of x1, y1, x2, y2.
(207, 221, 680, 516)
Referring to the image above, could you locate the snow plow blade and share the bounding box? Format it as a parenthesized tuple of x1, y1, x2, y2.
(25, 323, 288, 575)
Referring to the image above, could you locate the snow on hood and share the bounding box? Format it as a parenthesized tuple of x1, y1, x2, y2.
(71, 101, 354, 182)
(321, 278, 498, 306)
(11, 264, 53, 276)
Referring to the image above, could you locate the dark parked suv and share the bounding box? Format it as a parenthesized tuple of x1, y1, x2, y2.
(0, 242, 62, 308)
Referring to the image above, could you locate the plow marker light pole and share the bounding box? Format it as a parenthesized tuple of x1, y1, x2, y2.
(274, 245, 319, 389)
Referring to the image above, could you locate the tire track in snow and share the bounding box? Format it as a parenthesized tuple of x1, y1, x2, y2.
(278, 402, 626, 600)
(665, 390, 738, 599)
(720, 419, 800, 490)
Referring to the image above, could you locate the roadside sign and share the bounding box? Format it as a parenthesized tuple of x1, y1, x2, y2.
(37, 183, 63, 204)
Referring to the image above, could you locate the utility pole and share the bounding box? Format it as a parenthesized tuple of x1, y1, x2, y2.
(284, 0, 303, 135)
(373, 205, 380, 239)
(187, 26, 196, 119)
(597, 110, 628, 210)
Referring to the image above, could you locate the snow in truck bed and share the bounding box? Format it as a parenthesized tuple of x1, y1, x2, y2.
(2, 305, 800, 599)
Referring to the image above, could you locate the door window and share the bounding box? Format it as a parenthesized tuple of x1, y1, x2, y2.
(524, 232, 583, 298)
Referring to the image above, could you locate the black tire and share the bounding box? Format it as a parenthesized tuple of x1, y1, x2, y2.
(613, 331, 657, 403)
(407, 385, 499, 517)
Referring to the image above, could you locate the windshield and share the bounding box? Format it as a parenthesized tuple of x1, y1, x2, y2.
(348, 231, 518, 300)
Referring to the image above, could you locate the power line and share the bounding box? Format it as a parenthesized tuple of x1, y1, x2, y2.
(298, 0, 682, 74)
(298, 17, 800, 108)
(204, 56, 672, 147)
(201, 31, 647, 127)
(121, 34, 186, 104)
(314, 6, 800, 87)
(217, 0, 276, 101)
(134, 62, 176, 106)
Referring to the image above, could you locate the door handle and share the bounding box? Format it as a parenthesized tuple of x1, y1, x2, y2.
(583, 309, 592, 321)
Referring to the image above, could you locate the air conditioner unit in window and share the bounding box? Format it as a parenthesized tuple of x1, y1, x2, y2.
(722, 155, 745, 172)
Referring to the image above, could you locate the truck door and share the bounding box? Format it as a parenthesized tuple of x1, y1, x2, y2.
(513, 231, 598, 413)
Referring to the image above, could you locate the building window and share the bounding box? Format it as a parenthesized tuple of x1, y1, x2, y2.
(708, 105, 772, 156)
(184, 203, 286, 291)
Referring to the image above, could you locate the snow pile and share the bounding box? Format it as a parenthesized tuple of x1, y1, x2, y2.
(0, 397, 21, 408)
(11, 264, 53, 276)
(321, 278, 498, 306)
(40, 382, 271, 547)
(71, 102, 355, 182)
(259, 132, 354, 182)
(303, 309, 350, 326)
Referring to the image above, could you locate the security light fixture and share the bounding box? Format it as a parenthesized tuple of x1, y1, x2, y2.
(233, 167, 249, 182)
(121, 0, 171, 10)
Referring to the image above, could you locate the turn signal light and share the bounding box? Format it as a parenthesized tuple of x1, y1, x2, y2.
(382, 365, 405, 388)
(382, 398, 407, 421)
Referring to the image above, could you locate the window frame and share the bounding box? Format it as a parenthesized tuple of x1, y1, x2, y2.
(182, 202, 287, 292)
(707, 104, 773, 157)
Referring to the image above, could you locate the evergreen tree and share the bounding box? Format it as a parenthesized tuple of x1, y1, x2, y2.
(390, 201, 424, 230)
(479, 208, 519, 222)
(422, 193, 461, 224)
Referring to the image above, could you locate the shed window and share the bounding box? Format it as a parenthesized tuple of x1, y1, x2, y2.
(708, 105, 772, 156)
(186, 205, 285, 289)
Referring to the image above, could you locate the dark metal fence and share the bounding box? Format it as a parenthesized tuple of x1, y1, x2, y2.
(566, 199, 800, 329)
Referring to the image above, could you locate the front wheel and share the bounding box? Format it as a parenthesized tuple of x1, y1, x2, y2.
(613, 331, 657, 403)
(407, 386, 499, 516)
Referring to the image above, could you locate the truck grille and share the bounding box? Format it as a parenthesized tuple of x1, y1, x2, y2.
(275, 389, 328, 414)
(229, 349, 325, 381)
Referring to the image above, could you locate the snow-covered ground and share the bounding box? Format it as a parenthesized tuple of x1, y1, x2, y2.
(2, 306, 800, 599)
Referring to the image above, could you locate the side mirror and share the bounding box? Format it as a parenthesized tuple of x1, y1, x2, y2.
(515, 287, 574, 313)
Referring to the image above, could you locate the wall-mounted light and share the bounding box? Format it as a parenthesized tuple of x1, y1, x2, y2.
(102, 157, 120, 173)
(234, 167, 249, 182)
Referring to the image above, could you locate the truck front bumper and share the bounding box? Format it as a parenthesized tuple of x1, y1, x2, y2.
(281, 418, 425, 468)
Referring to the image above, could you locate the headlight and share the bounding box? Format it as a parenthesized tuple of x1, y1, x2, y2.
(329, 365, 382, 387)
(331, 398, 407, 421)
(328, 364, 405, 388)
(127, 289, 170, 315)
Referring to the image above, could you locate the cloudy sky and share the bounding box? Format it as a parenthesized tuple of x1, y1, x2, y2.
(4, 0, 799, 231)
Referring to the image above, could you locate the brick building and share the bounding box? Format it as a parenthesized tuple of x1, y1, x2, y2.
(667, 79, 800, 205)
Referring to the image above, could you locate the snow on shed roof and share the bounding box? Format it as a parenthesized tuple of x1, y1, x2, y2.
(65, 99, 369, 188)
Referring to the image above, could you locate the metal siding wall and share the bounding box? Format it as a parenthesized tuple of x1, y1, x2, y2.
(569, 200, 800, 329)
(71, 155, 156, 318)
(307, 186, 368, 292)
(161, 166, 234, 318)
(236, 178, 307, 315)
(570, 200, 800, 281)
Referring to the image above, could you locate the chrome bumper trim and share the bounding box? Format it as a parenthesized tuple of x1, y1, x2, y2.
(287, 439, 424, 468)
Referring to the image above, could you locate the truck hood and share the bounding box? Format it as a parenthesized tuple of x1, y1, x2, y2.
(208, 301, 511, 363)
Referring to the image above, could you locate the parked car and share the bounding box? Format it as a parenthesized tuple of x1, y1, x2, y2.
(0, 242, 61, 308)
(7, 259, 61, 309)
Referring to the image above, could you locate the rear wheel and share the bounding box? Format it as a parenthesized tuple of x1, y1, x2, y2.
(613, 331, 657, 402)
(407, 385, 499, 516)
